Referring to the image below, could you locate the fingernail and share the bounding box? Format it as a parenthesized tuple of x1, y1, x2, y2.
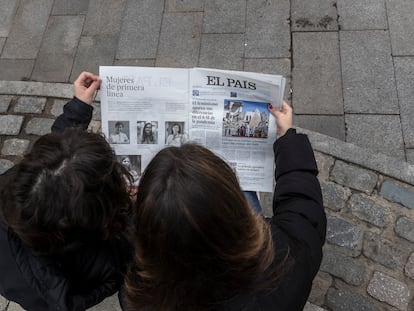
(268, 104, 273, 109)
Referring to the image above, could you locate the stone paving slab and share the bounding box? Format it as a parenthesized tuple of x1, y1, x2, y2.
(345, 114, 405, 159)
(1, 0, 53, 59)
(0, 0, 18, 37)
(294, 115, 345, 140)
(156, 12, 202, 68)
(203, 0, 245, 34)
(340, 30, 399, 114)
(199, 34, 244, 70)
(0, 95, 12, 113)
(32, 15, 84, 82)
(291, 0, 338, 31)
(387, 0, 414, 56)
(70, 35, 118, 82)
(165, 0, 204, 12)
(337, 0, 387, 30)
(0, 59, 35, 81)
(116, 0, 164, 59)
(83, 0, 126, 36)
(245, 0, 290, 58)
(51, 0, 90, 15)
(394, 57, 414, 148)
(292, 32, 343, 114)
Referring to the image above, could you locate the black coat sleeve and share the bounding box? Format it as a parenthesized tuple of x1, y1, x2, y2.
(51, 97, 93, 133)
(272, 128, 326, 275)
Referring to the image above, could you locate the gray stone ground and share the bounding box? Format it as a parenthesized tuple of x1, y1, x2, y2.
(1, 0, 414, 310)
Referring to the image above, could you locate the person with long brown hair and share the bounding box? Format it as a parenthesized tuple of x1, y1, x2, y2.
(123, 101, 326, 311)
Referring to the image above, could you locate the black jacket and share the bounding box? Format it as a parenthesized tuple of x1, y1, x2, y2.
(218, 128, 326, 311)
(0, 98, 130, 310)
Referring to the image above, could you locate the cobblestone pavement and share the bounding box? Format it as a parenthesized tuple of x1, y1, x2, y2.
(1, 1, 414, 310)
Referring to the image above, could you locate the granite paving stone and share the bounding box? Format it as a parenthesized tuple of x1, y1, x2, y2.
(326, 288, 376, 311)
(14, 97, 46, 114)
(0, 81, 73, 99)
(301, 128, 414, 186)
(156, 12, 202, 68)
(340, 30, 398, 113)
(32, 16, 84, 82)
(367, 271, 410, 310)
(83, 0, 127, 36)
(245, 0, 290, 58)
(337, 0, 387, 30)
(320, 249, 365, 286)
(1, 0, 53, 59)
(0, 293, 7, 309)
(395, 217, 414, 243)
(294, 115, 345, 140)
(404, 252, 414, 280)
(0, 0, 19, 37)
(292, 32, 343, 114)
(116, 0, 163, 59)
(320, 180, 349, 211)
(407, 149, 414, 164)
(25, 118, 54, 136)
(1, 138, 30, 156)
(363, 232, 408, 269)
(165, 0, 204, 12)
(114, 59, 156, 67)
(393, 57, 414, 148)
(326, 215, 362, 253)
(291, 0, 337, 31)
(314, 152, 335, 181)
(70, 35, 118, 82)
(308, 272, 332, 305)
(0, 159, 14, 174)
(380, 180, 414, 210)
(203, 0, 246, 34)
(0, 59, 35, 81)
(346, 114, 405, 159)
(199, 34, 244, 70)
(50, 99, 66, 117)
(0, 115, 24, 135)
(244, 58, 291, 77)
(348, 193, 391, 228)
(0, 95, 12, 112)
(387, 0, 414, 56)
(51, 0, 90, 15)
(303, 302, 327, 311)
(330, 160, 378, 194)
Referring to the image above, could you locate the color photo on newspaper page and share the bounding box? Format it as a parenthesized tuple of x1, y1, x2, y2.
(222, 99, 270, 139)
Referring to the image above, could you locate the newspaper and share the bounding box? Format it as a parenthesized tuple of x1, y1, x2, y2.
(99, 66, 285, 192)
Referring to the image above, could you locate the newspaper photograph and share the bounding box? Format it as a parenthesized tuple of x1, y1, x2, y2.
(99, 66, 285, 192)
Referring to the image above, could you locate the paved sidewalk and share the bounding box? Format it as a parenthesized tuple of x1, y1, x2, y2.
(0, 0, 414, 162)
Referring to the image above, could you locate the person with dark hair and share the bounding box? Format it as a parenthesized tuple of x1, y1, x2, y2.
(110, 121, 130, 144)
(166, 123, 187, 146)
(0, 72, 133, 310)
(123, 101, 326, 311)
(141, 122, 156, 144)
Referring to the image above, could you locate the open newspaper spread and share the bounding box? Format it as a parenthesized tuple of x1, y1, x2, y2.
(99, 66, 285, 192)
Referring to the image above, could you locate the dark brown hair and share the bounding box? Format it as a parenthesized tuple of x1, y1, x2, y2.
(0, 128, 133, 255)
(125, 143, 283, 310)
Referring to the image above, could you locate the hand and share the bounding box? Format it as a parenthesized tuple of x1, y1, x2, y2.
(268, 100, 293, 137)
(73, 71, 101, 105)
